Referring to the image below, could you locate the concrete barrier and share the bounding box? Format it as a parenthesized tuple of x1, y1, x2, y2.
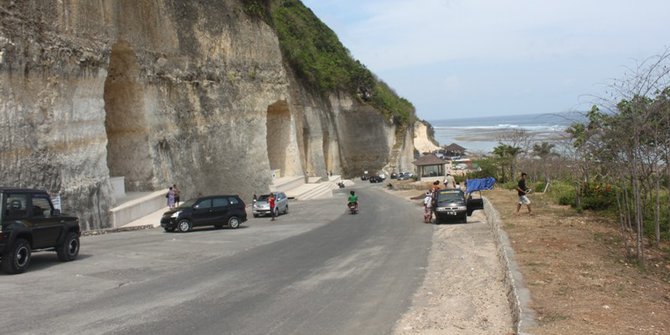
(109, 190, 168, 228)
(483, 197, 537, 335)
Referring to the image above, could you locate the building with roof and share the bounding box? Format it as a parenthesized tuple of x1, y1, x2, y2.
(412, 154, 446, 181)
(442, 143, 467, 157)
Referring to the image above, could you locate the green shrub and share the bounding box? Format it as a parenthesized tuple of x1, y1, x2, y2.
(270, 0, 413, 125)
(548, 181, 576, 206)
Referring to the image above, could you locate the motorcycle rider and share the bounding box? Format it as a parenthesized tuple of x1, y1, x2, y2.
(347, 190, 359, 211)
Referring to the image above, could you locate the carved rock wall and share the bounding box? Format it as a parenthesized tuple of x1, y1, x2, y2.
(0, 0, 416, 229)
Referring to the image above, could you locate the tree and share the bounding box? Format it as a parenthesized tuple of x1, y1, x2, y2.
(532, 141, 556, 183)
(492, 143, 522, 183)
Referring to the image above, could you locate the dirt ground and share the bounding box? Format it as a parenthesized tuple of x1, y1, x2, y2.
(487, 189, 670, 335)
(388, 184, 670, 334)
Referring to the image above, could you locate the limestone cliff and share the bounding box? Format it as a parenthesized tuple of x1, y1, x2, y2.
(414, 120, 440, 154)
(0, 0, 416, 229)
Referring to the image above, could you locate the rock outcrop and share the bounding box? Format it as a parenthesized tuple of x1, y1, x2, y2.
(414, 120, 440, 154)
(0, 0, 416, 229)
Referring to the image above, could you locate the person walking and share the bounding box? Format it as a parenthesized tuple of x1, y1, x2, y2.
(167, 187, 176, 209)
(516, 172, 532, 214)
(268, 193, 276, 221)
(173, 184, 180, 207)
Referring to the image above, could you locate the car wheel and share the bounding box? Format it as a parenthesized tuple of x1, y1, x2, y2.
(284, 205, 289, 214)
(2, 238, 31, 274)
(57, 232, 80, 262)
(177, 219, 192, 232)
(164, 227, 175, 232)
(253, 214, 259, 218)
(460, 215, 468, 223)
(228, 216, 240, 229)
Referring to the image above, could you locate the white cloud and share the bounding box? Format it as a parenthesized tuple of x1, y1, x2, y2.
(308, 0, 670, 71)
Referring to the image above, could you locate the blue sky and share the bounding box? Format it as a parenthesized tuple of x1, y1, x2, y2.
(301, 0, 670, 121)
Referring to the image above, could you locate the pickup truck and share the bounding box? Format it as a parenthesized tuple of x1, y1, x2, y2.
(0, 188, 81, 274)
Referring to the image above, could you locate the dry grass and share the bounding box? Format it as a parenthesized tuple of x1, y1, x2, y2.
(486, 189, 670, 335)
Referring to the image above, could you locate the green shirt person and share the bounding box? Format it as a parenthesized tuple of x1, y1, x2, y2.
(348, 191, 358, 205)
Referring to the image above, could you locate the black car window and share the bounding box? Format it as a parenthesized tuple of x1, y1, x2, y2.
(31, 195, 52, 218)
(194, 199, 212, 209)
(437, 191, 464, 203)
(5, 193, 29, 219)
(212, 197, 229, 207)
(228, 197, 239, 205)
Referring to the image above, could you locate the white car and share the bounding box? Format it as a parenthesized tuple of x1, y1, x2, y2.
(252, 192, 289, 217)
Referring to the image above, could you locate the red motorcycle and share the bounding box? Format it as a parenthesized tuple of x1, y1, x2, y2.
(348, 202, 358, 214)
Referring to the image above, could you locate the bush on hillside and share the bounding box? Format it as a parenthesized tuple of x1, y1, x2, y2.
(270, 0, 413, 124)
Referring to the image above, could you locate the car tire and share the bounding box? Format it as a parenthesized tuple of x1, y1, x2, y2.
(56, 232, 80, 262)
(460, 215, 468, 223)
(2, 238, 31, 274)
(228, 216, 240, 229)
(253, 214, 259, 218)
(284, 205, 289, 214)
(177, 219, 192, 232)
(164, 227, 175, 232)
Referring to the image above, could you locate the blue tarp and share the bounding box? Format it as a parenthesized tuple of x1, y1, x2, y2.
(466, 177, 496, 194)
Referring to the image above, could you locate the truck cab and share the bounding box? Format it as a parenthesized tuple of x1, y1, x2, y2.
(0, 188, 80, 274)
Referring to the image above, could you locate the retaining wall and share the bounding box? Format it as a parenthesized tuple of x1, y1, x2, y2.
(483, 197, 537, 334)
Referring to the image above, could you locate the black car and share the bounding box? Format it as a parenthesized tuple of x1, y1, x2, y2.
(369, 175, 385, 183)
(0, 188, 81, 274)
(160, 195, 247, 232)
(433, 189, 484, 223)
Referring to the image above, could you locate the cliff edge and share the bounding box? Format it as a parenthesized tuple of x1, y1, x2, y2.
(0, 0, 416, 229)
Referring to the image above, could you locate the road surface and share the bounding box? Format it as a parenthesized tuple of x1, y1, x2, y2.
(0, 183, 434, 335)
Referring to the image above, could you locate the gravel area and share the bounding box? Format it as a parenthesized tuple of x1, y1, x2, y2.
(388, 190, 514, 334)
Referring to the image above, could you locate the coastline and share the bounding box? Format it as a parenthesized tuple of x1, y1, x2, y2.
(426, 112, 581, 153)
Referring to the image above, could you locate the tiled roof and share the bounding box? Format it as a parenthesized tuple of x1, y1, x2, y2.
(412, 154, 446, 166)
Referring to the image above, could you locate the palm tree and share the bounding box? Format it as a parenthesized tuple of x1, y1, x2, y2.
(492, 143, 522, 182)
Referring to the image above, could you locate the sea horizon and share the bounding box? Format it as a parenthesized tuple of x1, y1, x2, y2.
(427, 111, 585, 154)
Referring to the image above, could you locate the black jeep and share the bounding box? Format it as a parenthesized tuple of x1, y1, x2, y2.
(0, 188, 81, 274)
(433, 188, 484, 224)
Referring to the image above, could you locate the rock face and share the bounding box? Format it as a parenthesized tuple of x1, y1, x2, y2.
(414, 120, 440, 154)
(0, 0, 416, 229)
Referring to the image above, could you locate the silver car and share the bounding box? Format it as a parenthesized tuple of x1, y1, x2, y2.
(252, 192, 289, 217)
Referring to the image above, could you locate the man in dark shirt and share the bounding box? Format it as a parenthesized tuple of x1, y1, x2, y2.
(516, 172, 532, 214)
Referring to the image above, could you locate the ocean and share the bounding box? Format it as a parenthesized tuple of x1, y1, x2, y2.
(428, 112, 586, 154)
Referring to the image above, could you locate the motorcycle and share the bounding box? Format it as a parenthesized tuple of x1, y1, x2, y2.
(348, 202, 358, 214)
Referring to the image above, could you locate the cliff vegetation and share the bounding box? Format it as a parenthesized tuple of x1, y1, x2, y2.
(267, 0, 414, 124)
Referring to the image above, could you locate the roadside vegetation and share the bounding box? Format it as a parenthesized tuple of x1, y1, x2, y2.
(243, 0, 414, 124)
(465, 50, 670, 268)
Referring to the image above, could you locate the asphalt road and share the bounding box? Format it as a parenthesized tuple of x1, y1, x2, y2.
(0, 182, 433, 335)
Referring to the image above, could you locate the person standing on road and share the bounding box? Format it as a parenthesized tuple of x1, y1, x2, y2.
(268, 193, 276, 221)
(516, 172, 532, 214)
(173, 184, 180, 207)
(167, 187, 176, 209)
(423, 190, 433, 223)
(444, 173, 456, 189)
